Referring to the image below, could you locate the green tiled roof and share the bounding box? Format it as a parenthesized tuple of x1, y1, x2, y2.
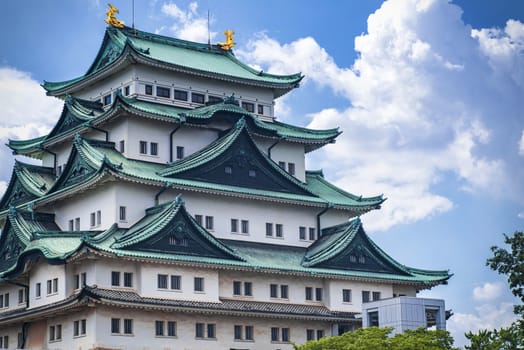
(43, 26, 303, 96)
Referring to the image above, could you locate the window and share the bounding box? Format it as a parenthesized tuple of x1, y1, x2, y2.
(315, 287, 323, 301)
(155, 320, 164, 336)
(195, 322, 216, 338)
(53, 278, 58, 293)
(362, 291, 370, 303)
(257, 104, 264, 115)
(205, 216, 214, 230)
(299, 226, 306, 240)
(241, 101, 255, 113)
(97, 210, 101, 226)
(57, 165, 62, 177)
(75, 217, 80, 231)
(368, 310, 379, 327)
(174, 90, 188, 101)
(248, 169, 256, 177)
(47, 280, 52, 295)
(280, 285, 289, 299)
(233, 281, 241, 295)
(234, 325, 242, 340)
(266, 223, 273, 236)
(282, 328, 290, 342)
(74, 274, 81, 289)
(49, 324, 62, 342)
(73, 319, 86, 337)
(90, 212, 96, 227)
(157, 274, 168, 289)
(119, 140, 125, 153)
(373, 291, 381, 301)
(317, 330, 324, 339)
(271, 327, 279, 342)
(241, 220, 249, 234)
(176, 146, 184, 159)
(36, 282, 41, 298)
(111, 271, 120, 286)
(276, 224, 283, 238)
(0, 293, 8, 308)
(270, 284, 278, 298)
(0, 336, 7, 349)
(231, 219, 238, 233)
(111, 318, 120, 334)
(195, 214, 203, 225)
(288, 162, 295, 175)
(278, 161, 286, 169)
(271, 327, 290, 342)
(145, 84, 153, 95)
(309, 227, 316, 240)
(139, 140, 147, 154)
(18, 288, 26, 305)
(191, 93, 205, 104)
(156, 86, 171, 98)
(194, 277, 204, 292)
(150, 142, 158, 156)
(124, 319, 133, 334)
(124, 86, 130, 96)
(69, 219, 74, 231)
(170, 275, 181, 290)
(46, 278, 58, 295)
(305, 287, 313, 301)
(119, 206, 126, 221)
(81, 272, 87, 287)
(244, 282, 253, 296)
(233, 281, 252, 296)
(234, 325, 254, 341)
(307, 329, 314, 341)
(343, 289, 352, 303)
(124, 272, 133, 288)
(103, 94, 112, 105)
(224, 166, 232, 174)
(208, 95, 222, 104)
(167, 321, 177, 337)
(155, 320, 176, 337)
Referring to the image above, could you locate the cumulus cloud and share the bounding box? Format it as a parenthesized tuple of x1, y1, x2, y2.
(472, 282, 505, 301)
(157, 1, 216, 43)
(238, 0, 524, 231)
(519, 130, 524, 156)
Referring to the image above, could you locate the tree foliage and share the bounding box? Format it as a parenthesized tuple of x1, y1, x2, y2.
(293, 326, 458, 350)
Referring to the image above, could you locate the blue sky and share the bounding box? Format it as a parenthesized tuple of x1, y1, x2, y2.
(0, 0, 523, 346)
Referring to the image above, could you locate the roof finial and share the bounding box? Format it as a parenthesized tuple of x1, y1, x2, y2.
(217, 29, 235, 51)
(105, 3, 125, 28)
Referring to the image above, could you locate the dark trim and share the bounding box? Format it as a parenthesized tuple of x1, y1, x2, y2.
(154, 183, 170, 206)
(316, 203, 333, 237)
(169, 117, 185, 162)
(267, 136, 285, 159)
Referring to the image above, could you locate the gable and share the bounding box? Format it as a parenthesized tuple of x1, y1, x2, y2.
(0, 224, 25, 273)
(0, 179, 38, 211)
(50, 146, 98, 192)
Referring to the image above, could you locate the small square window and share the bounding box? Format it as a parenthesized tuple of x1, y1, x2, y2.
(299, 226, 306, 240)
(195, 215, 203, 225)
(207, 324, 216, 338)
(276, 224, 283, 238)
(266, 223, 273, 236)
(278, 161, 286, 169)
(111, 271, 120, 286)
(36, 283, 41, 298)
(225, 166, 233, 174)
(124, 272, 133, 287)
(257, 104, 264, 115)
(139, 141, 147, 154)
(171, 275, 181, 290)
(280, 285, 288, 299)
(205, 216, 214, 230)
(241, 102, 255, 113)
(270, 284, 278, 298)
(245, 325, 254, 340)
(241, 220, 249, 234)
(150, 142, 158, 156)
(195, 323, 204, 338)
(156, 86, 171, 98)
(271, 327, 279, 342)
(343, 289, 352, 303)
(145, 85, 153, 95)
(191, 93, 205, 104)
(158, 274, 168, 289)
(315, 287, 323, 301)
(176, 146, 184, 159)
(288, 163, 295, 175)
(194, 277, 204, 292)
(248, 169, 256, 177)
(282, 328, 290, 342)
(231, 219, 238, 233)
(69, 219, 74, 231)
(174, 90, 188, 101)
(103, 94, 112, 106)
(305, 287, 313, 301)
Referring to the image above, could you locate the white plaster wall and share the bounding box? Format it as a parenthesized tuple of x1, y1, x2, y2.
(29, 260, 66, 309)
(139, 262, 219, 302)
(0, 324, 20, 349)
(75, 66, 137, 103)
(42, 308, 96, 350)
(326, 279, 393, 312)
(92, 258, 138, 291)
(160, 190, 320, 247)
(393, 284, 417, 297)
(320, 209, 358, 229)
(172, 125, 218, 161)
(105, 114, 129, 156)
(0, 282, 25, 315)
(256, 138, 306, 182)
(113, 181, 157, 228)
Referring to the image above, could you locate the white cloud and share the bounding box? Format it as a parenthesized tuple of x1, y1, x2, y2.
(519, 130, 524, 156)
(472, 282, 505, 301)
(448, 302, 517, 347)
(238, 0, 524, 230)
(158, 2, 216, 43)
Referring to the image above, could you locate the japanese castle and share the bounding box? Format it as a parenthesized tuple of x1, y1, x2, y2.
(0, 10, 451, 350)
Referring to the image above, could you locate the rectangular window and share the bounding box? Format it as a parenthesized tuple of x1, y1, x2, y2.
(266, 222, 273, 236)
(90, 212, 96, 227)
(244, 282, 253, 296)
(280, 285, 289, 299)
(234, 325, 242, 340)
(124, 319, 133, 334)
(176, 146, 184, 159)
(233, 281, 241, 295)
(343, 289, 352, 303)
(145, 84, 153, 95)
(208, 95, 222, 104)
(124, 272, 133, 288)
(170, 275, 181, 290)
(3, 294, 8, 307)
(74, 217, 80, 231)
(69, 219, 74, 231)
(278, 161, 286, 169)
(18, 288, 25, 305)
(150, 142, 158, 156)
(0, 335, 7, 348)
(282, 328, 290, 342)
(276, 224, 283, 238)
(241, 220, 249, 234)
(207, 323, 216, 338)
(111, 271, 120, 286)
(195, 214, 203, 225)
(119, 140, 125, 153)
(194, 277, 204, 292)
(307, 329, 314, 341)
(191, 93, 205, 104)
(245, 325, 254, 340)
(50, 325, 55, 341)
(47, 280, 52, 295)
(174, 89, 188, 101)
(241, 101, 255, 113)
(362, 291, 370, 303)
(315, 287, 323, 301)
(74, 319, 86, 336)
(155, 320, 164, 336)
(96, 210, 101, 225)
(305, 287, 313, 301)
(0, 294, 3, 308)
(103, 94, 112, 106)
(317, 330, 324, 339)
(205, 216, 214, 230)
(373, 291, 381, 301)
(270, 284, 278, 298)
(57, 165, 62, 177)
(231, 219, 238, 233)
(257, 104, 264, 115)
(195, 323, 204, 338)
(288, 162, 295, 175)
(119, 206, 126, 221)
(299, 226, 306, 240)
(74, 274, 80, 289)
(139, 140, 147, 154)
(271, 327, 279, 342)
(81, 272, 87, 287)
(36, 282, 41, 298)
(309, 227, 316, 240)
(53, 278, 58, 293)
(111, 318, 120, 334)
(167, 321, 176, 337)
(124, 86, 130, 96)
(157, 274, 168, 289)
(156, 86, 171, 98)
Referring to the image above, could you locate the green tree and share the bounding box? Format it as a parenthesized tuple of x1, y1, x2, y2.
(293, 327, 458, 350)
